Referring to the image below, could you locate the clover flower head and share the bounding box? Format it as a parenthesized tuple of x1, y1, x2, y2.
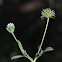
(41, 8, 55, 18)
(6, 23, 15, 33)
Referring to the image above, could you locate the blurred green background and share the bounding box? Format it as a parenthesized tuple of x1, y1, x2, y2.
(0, 0, 62, 62)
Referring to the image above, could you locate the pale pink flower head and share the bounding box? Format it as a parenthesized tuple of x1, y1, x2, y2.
(41, 8, 55, 18)
(6, 23, 15, 33)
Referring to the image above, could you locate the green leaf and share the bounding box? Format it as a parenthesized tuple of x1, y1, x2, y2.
(39, 49, 43, 56)
(38, 45, 42, 53)
(11, 55, 23, 60)
(17, 40, 25, 54)
(38, 45, 43, 55)
(24, 50, 27, 56)
(44, 47, 54, 52)
(36, 47, 43, 57)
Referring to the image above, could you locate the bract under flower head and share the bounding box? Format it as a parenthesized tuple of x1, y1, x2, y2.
(6, 23, 15, 33)
(41, 8, 55, 18)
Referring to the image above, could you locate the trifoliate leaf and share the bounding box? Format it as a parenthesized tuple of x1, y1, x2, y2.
(44, 47, 54, 52)
(11, 55, 23, 60)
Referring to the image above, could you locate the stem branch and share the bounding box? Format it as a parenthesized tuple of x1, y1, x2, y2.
(12, 33, 34, 62)
(38, 18, 49, 54)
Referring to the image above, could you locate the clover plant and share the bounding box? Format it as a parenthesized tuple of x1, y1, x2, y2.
(6, 8, 55, 62)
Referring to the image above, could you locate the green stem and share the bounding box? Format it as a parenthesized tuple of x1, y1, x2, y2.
(33, 57, 37, 62)
(12, 33, 18, 42)
(25, 55, 33, 62)
(12, 33, 34, 62)
(38, 18, 49, 54)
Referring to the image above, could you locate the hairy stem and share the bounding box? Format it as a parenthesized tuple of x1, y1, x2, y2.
(38, 18, 49, 54)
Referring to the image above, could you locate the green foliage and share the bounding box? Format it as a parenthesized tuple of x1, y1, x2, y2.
(36, 45, 43, 56)
(6, 8, 55, 62)
(24, 50, 28, 56)
(44, 47, 54, 52)
(39, 48, 43, 56)
(17, 40, 25, 54)
(35, 46, 54, 59)
(11, 55, 23, 60)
